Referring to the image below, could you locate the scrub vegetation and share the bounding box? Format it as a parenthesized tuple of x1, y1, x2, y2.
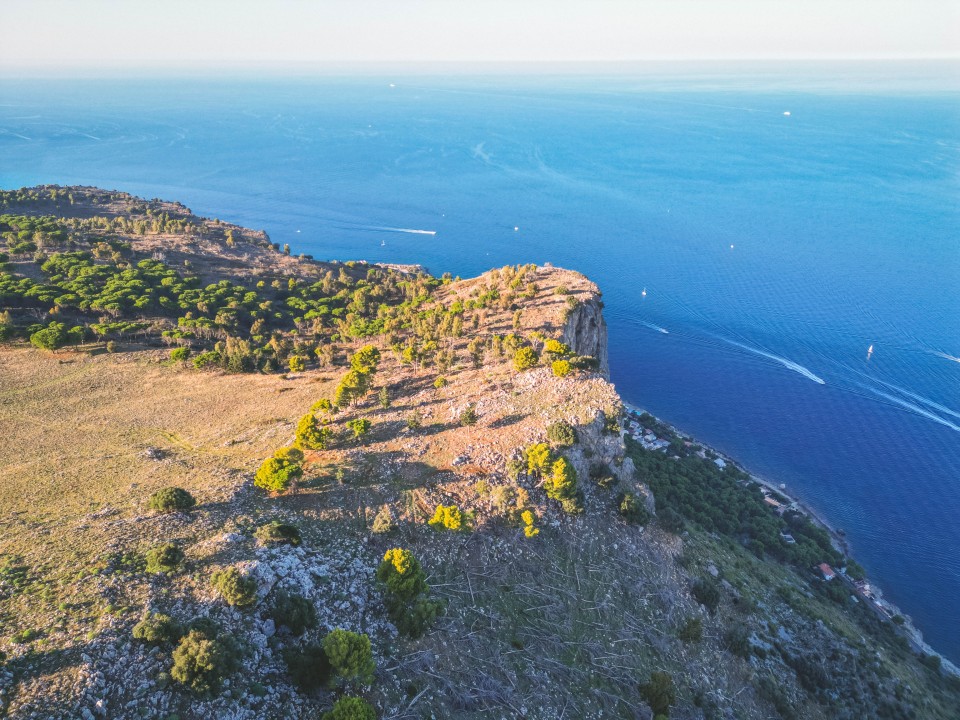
(0, 186, 956, 720)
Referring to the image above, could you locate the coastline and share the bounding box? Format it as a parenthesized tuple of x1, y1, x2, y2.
(622, 400, 960, 676)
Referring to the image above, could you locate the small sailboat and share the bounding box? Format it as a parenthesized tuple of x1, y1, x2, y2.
(641, 288, 647, 297)
(381, 240, 386, 247)
(867, 344, 874, 359)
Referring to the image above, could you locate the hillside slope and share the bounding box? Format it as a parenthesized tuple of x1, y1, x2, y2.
(1, 187, 957, 720)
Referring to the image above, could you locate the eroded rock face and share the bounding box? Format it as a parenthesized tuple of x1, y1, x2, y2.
(562, 297, 609, 377)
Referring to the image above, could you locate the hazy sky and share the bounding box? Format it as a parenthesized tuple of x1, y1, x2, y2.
(2, 0, 957, 71)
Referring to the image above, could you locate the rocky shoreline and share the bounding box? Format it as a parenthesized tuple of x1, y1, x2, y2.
(621, 401, 960, 677)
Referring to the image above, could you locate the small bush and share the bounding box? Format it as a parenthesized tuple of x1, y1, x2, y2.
(323, 629, 376, 686)
(254, 455, 302, 494)
(294, 413, 331, 450)
(521, 509, 540, 538)
(211, 567, 258, 608)
(433, 376, 448, 389)
(145, 543, 185, 574)
(544, 457, 581, 513)
(458, 403, 478, 426)
(148, 487, 196, 514)
(692, 577, 721, 613)
(617, 492, 650, 525)
(513, 347, 539, 371)
(371, 505, 395, 535)
(273, 446, 304, 463)
(377, 549, 429, 602)
(376, 549, 442, 638)
(346, 418, 371, 440)
(658, 507, 685, 534)
(428, 504, 467, 531)
(725, 623, 752, 659)
(106, 340, 117, 353)
(546, 420, 576, 447)
(289, 355, 306, 372)
(285, 643, 332, 691)
(171, 627, 241, 694)
(132, 612, 182, 645)
(254, 520, 301, 546)
(639, 671, 676, 717)
(406, 410, 422, 431)
(524, 442, 553, 476)
(324, 696, 377, 720)
(543, 338, 571, 357)
(551, 359, 572, 377)
(170, 347, 190, 361)
(29, 322, 70, 351)
(271, 590, 317, 635)
(677, 616, 703, 643)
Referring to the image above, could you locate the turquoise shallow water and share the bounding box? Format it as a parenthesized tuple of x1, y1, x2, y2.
(2, 64, 959, 661)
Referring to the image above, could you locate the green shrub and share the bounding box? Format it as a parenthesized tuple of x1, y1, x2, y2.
(211, 567, 258, 607)
(406, 410, 422, 431)
(543, 338, 571, 357)
(170, 347, 190, 361)
(458, 403, 478, 426)
(376, 548, 443, 637)
(433, 376, 448, 389)
(285, 643, 332, 691)
(271, 590, 317, 635)
(725, 623, 752, 659)
(371, 505, 395, 534)
(145, 543, 185, 574)
(589, 462, 616, 489)
(377, 548, 428, 602)
(346, 417, 371, 440)
(658, 507, 685, 534)
(254, 520, 301, 546)
(551, 359, 572, 377)
(324, 696, 377, 720)
(350, 345, 381, 374)
(677, 616, 703, 643)
(273, 446, 304, 463)
(289, 355, 306, 372)
(617, 492, 650, 525)
(692, 577, 721, 613)
(513, 347, 539, 371)
(132, 612, 182, 645)
(544, 456, 582, 513)
(254, 454, 303, 493)
(546, 420, 576, 447)
(171, 627, 241, 694)
(428, 504, 467, 531)
(524, 442, 553, 476)
(294, 413, 331, 450)
(639, 671, 676, 717)
(29, 322, 70, 351)
(148, 487, 196, 514)
(521, 509, 540, 538)
(105, 340, 117, 353)
(323, 629, 376, 686)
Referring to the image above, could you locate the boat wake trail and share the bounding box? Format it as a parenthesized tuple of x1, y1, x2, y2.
(639, 320, 669, 335)
(863, 387, 960, 433)
(931, 350, 960, 364)
(716, 337, 826, 385)
(369, 226, 437, 236)
(334, 224, 437, 236)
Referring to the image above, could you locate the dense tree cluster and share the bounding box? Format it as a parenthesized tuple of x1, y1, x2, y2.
(627, 436, 841, 568)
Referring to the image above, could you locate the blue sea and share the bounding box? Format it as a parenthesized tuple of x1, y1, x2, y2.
(2, 62, 959, 662)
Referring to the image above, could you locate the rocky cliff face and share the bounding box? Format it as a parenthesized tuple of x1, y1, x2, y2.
(562, 297, 610, 376)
